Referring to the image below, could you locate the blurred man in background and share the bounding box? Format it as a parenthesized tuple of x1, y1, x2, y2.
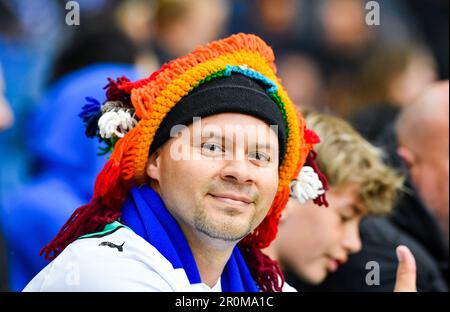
(397, 81, 449, 245)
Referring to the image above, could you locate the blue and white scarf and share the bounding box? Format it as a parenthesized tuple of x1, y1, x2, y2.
(121, 185, 259, 292)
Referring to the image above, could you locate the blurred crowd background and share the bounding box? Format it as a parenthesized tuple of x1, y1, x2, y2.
(0, 0, 448, 292)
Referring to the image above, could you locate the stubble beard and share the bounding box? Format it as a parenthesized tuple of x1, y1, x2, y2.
(193, 196, 259, 242)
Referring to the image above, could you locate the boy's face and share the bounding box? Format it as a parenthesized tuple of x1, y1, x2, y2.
(146, 113, 280, 244)
(277, 183, 366, 284)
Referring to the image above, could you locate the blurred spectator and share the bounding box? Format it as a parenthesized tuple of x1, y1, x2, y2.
(405, 0, 449, 79)
(1, 0, 147, 291)
(350, 45, 437, 142)
(153, 0, 229, 63)
(318, 0, 373, 56)
(355, 46, 437, 109)
(0, 65, 14, 131)
(0, 63, 13, 291)
(228, 0, 434, 119)
(277, 53, 328, 112)
(264, 112, 404, 287)
(50, 0, 157, 82)
(0, 0, 23, 40)
(397, 81, 449, 244)
(1, 64, 138, 291)
(302, 82, 449, 292)
(314, 0, 377, 118)
(227, 0, 314, 55)
(115, 0, 159, 77)
(115, 0, 156, 48)
(311, 0, 427, 118)
(0, 0, 64, 199)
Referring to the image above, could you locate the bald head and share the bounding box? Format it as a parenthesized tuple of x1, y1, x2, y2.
(397, 80, 449, 150)
(396, 80, 449, 241)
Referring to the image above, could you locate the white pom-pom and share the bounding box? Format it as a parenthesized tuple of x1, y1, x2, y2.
(290, 166, 325, 204)
(98, 110, 137, 139)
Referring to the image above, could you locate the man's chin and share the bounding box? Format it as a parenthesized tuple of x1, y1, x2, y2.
(194, 219, 252, 242)
(194, 199, 257, 241)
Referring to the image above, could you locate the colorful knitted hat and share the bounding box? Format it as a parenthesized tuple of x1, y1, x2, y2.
(42, 33, 327, 291)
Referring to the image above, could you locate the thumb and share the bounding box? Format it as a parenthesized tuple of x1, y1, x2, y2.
(394, 245, 417, 292)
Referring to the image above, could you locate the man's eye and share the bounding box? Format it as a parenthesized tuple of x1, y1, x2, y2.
(248, 151, 271, 163)
(201, 142, 223, 154)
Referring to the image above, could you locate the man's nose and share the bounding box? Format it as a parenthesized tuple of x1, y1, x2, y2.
(220, 157, 256, 184)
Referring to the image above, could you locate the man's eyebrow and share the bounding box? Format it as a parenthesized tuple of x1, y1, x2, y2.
(199, 133, 228, 147)
(201, 133, 223, 140)
(254, 142, 277, 151)
(201, 133, 229, 146)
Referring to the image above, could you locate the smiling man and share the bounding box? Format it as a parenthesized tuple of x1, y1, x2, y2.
(24, 34, 325, 292)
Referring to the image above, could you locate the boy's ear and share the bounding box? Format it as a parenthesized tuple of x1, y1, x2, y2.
(279, 198, 296, 224)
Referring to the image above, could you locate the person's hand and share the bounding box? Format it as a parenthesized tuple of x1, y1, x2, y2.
(394, 245, 417, 292)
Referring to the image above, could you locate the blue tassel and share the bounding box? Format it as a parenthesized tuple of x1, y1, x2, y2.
(79, 97, 102, 138)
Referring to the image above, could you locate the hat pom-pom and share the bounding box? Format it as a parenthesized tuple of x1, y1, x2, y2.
(290, 166, 325, 204)
(79, 76, 138, 155)
(98, 109, 138, 139)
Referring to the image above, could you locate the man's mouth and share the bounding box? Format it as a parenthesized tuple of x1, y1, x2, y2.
(208, 192, 254, 207)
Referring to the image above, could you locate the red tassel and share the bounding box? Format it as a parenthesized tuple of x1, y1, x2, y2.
(304, 127, 320, 145)
(104, 76, 133, 103)
(40, 197, 121, 260)
(41, 159, 130, 260)
(305, 150, 329, 207)
(238, 242, 284, 292)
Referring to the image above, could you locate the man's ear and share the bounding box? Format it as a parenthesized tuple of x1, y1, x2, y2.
(397, 146, 414, 169)
(146, 150, 161, 181)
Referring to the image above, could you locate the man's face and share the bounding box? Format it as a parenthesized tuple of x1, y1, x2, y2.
(399, 131, 449, 235)
(277, 184, 365, 284)
(146, 113, 280, 244)
(397, 81, 449, 240)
